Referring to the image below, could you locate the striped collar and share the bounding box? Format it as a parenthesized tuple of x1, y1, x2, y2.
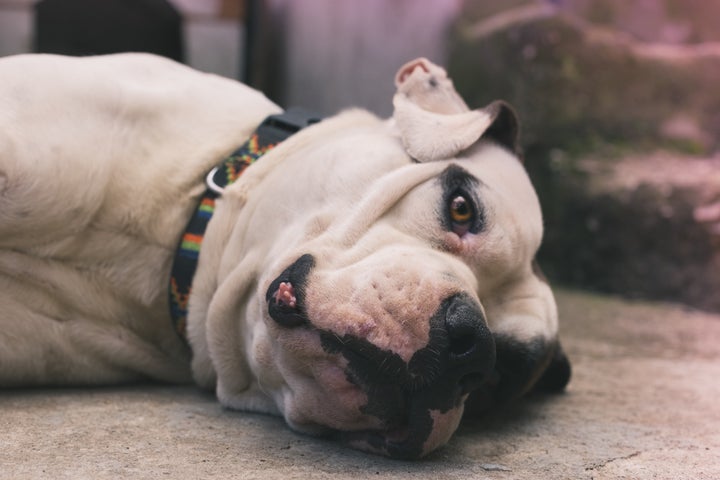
(168, 109, 321, 346)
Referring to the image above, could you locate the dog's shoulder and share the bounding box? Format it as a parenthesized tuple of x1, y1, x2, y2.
(0, 53, 280, 248)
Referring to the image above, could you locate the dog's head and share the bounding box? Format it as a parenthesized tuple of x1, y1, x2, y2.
(189, 59, 570, 459)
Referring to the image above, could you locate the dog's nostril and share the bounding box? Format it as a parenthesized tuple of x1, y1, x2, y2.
(438, 294, 496, 390)
(447, 315, 478, 358)
(449, 332, 476, 358)
(445, 298, 481, 360)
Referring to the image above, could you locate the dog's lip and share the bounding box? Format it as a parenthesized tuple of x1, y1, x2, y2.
(266, 254, 315, 327)
(266, 281, 307, 327)
(332, 401, 459, 459)
(333, 423, 414, 457)
(330, 381, 468, 459)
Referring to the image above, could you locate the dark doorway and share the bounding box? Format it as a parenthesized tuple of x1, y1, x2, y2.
(35, 0, 184, 62)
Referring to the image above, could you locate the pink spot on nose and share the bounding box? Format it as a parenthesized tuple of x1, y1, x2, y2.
(273, 282, 297, 309)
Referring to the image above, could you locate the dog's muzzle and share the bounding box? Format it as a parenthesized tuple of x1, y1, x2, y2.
(266, 255, 496, 458)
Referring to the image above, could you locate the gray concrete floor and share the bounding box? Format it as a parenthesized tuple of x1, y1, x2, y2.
(2, 289, 719, 479)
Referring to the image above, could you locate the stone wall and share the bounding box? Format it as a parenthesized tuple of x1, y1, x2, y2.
(0, 0, 244, 79)
(448, 0, 720, 310)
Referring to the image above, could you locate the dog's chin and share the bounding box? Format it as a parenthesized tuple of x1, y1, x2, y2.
(332, 404, 464, 459)
(281, 375, 466, 459)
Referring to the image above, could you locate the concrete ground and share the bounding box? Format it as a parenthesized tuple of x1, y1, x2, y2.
(2, 289, 719, 479)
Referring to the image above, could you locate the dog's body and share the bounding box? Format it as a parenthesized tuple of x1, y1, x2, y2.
(0, 54, 569, 458)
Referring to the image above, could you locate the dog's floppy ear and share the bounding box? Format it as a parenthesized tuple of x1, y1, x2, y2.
(392, 58, 520, 162)
(532, 341, 572, 393)
(393, 96, 521, 163)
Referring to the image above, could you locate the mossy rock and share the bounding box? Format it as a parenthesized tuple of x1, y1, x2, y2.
(447, 8, 720, 310)
(537, 152, 720, 310)
(448, 12, 720, 155)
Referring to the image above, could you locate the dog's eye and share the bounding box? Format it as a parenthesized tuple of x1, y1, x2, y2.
(448, 193, 475, 236)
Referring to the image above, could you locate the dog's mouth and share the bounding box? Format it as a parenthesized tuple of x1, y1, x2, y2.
(334, 421, 425, 458)
(318, 330, 483, 459)
(329, 380, 468, 459)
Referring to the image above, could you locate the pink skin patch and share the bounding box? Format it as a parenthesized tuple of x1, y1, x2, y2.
(396, 59, 430, 85)
(273, 281, 297, 309)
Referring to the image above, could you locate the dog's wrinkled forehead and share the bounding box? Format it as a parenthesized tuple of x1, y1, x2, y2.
(392, 58, 520, 163)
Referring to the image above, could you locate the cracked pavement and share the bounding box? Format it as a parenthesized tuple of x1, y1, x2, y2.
(1, 289, 719, 479)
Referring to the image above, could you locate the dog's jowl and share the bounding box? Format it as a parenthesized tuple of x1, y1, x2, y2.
(0, 54, 570, 458)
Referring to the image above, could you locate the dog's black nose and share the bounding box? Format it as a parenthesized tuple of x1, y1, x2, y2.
(441, 295, 496, 393)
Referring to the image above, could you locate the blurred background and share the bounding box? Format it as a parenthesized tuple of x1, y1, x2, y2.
(1, 0, 718, 312)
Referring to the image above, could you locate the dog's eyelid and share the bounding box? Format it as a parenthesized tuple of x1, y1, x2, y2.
(437, 167, 485, 236)
(439, 164, 481, 192)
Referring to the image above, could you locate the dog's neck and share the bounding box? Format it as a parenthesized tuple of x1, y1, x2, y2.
(168, 109, 321, 345)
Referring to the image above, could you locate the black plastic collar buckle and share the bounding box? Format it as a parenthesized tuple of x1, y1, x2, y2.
(263, 107, 323, 139)
(205, 108, 322, 195)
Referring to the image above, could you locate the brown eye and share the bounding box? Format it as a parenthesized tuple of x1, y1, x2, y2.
(449, 195, 473, 224)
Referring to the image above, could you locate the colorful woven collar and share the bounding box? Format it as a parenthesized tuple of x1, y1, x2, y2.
(169, 109, 321, 346)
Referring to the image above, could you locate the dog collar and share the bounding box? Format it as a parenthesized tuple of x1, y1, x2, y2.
(169, 108, 321, 345)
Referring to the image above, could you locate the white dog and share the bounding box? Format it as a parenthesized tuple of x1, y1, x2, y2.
(0, 54, 569, 458)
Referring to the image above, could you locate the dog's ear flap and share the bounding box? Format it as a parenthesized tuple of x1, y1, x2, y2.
(392, 94, 521, 162)
(482, 100, 521, 157)
(392, 57, 521, 162)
